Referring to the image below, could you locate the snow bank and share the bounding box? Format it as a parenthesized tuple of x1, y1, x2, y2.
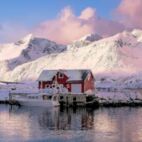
(1, 81, 142, 106)
(96, 89, 142, 104)
(0, 82, 39, 101)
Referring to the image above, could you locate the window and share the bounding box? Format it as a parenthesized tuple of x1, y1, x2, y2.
(46, 84, 49, 88)
(59, 73, 64, 78)
(73, 97, 76, 101)
(60, 96, 64, 100)
(53, 96, 57, 101)
(43, 95, 48, 100)
(28, 96, 32, 99)
(48, 96, 52, 99)
(35, 96, 38, 99)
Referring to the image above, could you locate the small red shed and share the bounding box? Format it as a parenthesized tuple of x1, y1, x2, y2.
(38, 69, 95, 94)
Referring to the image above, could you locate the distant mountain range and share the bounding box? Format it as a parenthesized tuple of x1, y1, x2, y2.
(1, 29, 142, 85)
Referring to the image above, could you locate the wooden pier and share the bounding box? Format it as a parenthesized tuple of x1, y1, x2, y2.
(58, 93, 99, 107)
(6, 92, 99, 108)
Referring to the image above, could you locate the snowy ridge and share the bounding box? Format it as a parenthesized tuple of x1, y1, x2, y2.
(0, 34, 66, 70)
(0, 29, 142, 89)
(78, 33, 102, 42)
(68, 33, 102, 49)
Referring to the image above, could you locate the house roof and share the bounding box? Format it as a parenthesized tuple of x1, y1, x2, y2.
(38, 69, 92, 81)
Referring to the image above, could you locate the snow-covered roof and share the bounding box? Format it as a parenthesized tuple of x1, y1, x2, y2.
(38, 69, 92, 81)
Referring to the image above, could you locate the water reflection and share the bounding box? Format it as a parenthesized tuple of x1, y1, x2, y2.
(9, 106, 94, 131)
(1, 105, 142, 142)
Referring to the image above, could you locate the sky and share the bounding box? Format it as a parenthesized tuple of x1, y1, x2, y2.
(0, 0, 142, 44)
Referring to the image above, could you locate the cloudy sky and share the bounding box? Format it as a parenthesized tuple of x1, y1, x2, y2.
(0, 0, 141, 44)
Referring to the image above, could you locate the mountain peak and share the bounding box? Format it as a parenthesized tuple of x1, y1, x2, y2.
(22, 33, 33, 41)
(131, 29, 142, 35)
(131, 29, 142, 41)
(15, 34, 33, 45)
(68, 33, 102, 49)
(79, 33, 102, 42)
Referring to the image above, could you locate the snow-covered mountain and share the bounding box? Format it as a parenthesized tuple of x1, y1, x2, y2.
(1, 30, 142, 88)
(0, 34, 66, 71)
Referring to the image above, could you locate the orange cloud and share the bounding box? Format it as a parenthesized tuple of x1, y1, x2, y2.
(116, 0, 142, 28)
(34, 7, 124, 44)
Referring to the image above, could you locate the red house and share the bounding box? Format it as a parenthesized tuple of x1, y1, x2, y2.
(38, 69, 95, 94)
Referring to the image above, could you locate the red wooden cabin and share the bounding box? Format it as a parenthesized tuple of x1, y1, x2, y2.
(38, 69, 95, 94)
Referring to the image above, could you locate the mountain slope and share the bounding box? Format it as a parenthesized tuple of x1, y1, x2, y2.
(0, 34, 66, 71)
(1, 30, 142, 82)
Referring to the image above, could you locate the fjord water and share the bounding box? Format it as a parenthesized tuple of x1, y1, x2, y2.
(0, 105, 142, 142)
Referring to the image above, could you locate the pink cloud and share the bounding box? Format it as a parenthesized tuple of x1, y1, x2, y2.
(34, 7, 124, 44)
(1, 1, 142, 44)
(116, 0, 142, 28)
(34, 7, 94, 44)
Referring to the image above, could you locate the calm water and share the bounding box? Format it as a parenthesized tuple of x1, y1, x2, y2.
(0, 105, 142, 142)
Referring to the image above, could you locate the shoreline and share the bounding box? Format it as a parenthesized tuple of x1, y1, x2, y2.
(1, 89, 142, 108)
(1, 100, 142, 108)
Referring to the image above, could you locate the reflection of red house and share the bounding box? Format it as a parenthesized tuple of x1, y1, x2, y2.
(38, 69, 95, 93)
